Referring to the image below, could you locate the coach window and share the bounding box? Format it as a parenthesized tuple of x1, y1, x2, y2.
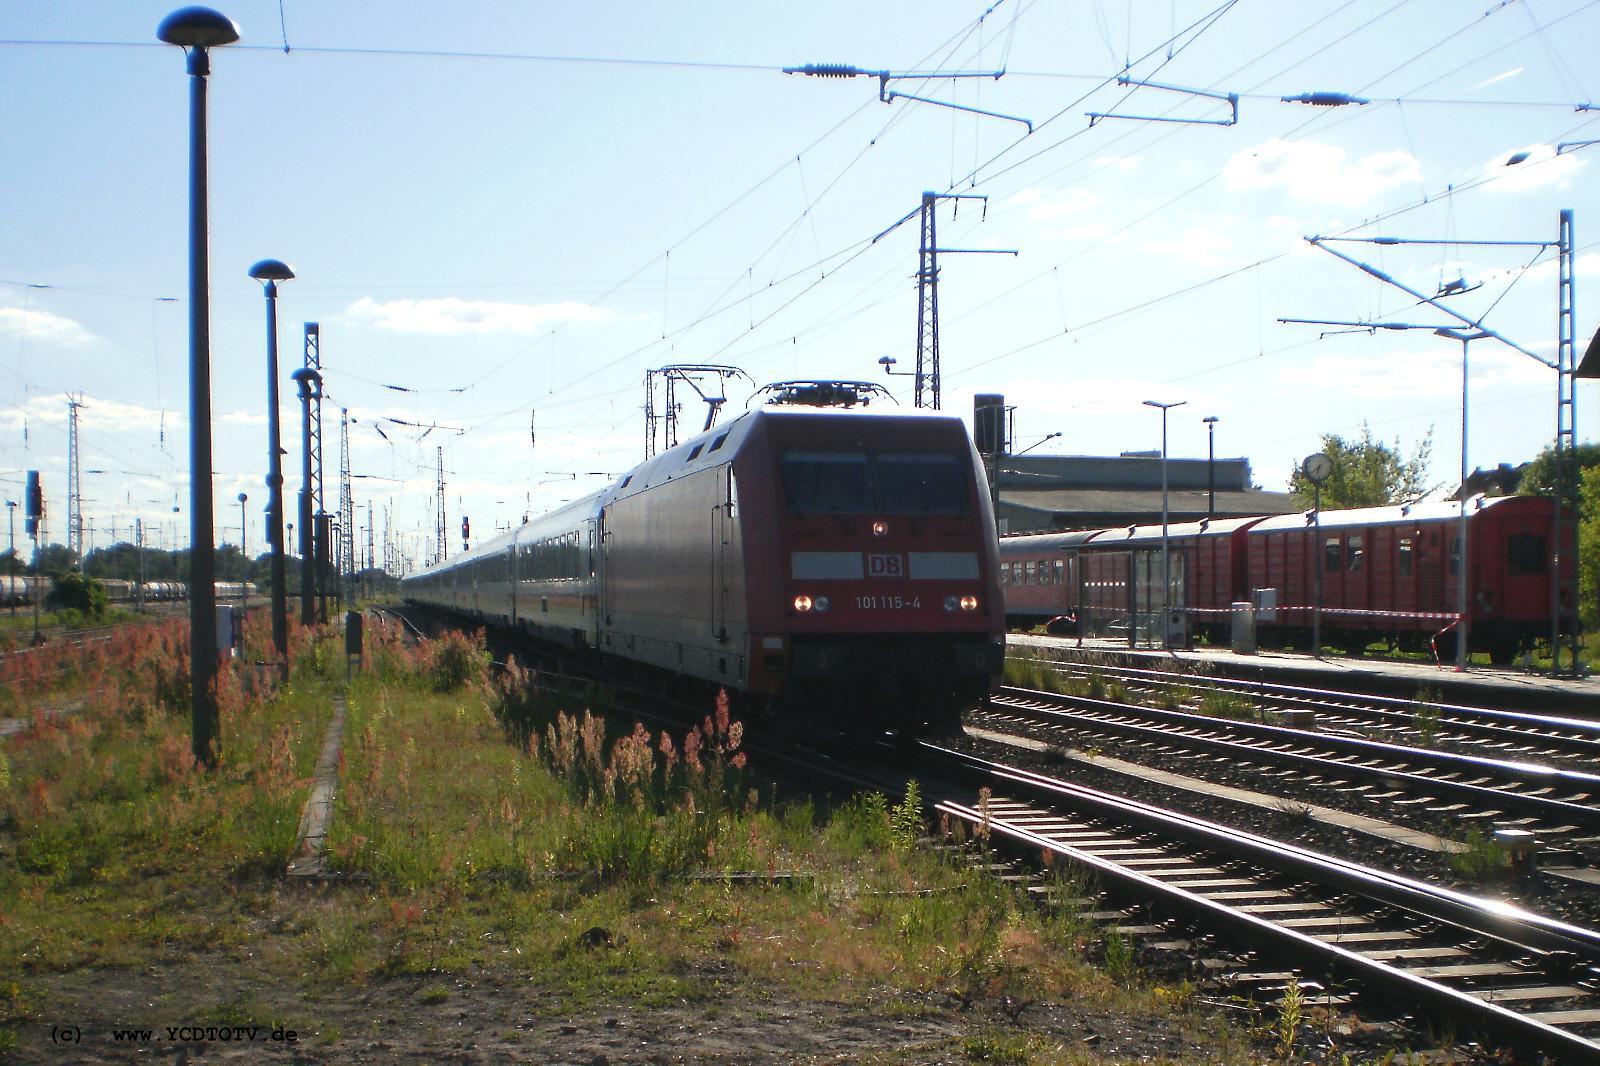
(1347, 534, 1364, 571)
(1397, 537, 1414, 577)
(1324, 535, 1341, 574)
(1024, 560, 1037, 585)
(1052, 559, 1065, 585)
(1507, 533, 1547, 575)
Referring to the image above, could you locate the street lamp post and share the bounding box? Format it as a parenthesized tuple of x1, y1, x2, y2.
(1202, 416, 1219, 517)
(1143, 399, 1186, 650)
(159, 4, 239, 769)
(248, 258, 294, 679)
(237, 491, 248, 607)
(4, 501, 14, 615)
(292, 367, 321, 627)
(1436, 328, 1488, 672)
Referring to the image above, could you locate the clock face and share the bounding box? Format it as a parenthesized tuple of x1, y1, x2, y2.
(1303, 454, 1333, 483)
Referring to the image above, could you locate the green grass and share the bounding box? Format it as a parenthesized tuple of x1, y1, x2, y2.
(0, 619, 1265, 1063)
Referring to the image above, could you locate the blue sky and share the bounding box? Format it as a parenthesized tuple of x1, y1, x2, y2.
(3, 0, 1598, 567)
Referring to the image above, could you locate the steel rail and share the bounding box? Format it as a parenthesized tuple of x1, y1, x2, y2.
(991, 687, 1600, 828)
(920, 743, 1600, 1061)
(937, 800, 1600, 1063)
(1019, 653, 1600, 755)
(922, 741, 1600, 956)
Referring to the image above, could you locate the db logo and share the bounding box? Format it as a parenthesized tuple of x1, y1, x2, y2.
(867, 553, 905, 578)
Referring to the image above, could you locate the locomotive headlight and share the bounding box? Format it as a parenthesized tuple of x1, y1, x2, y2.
(814, 595, 830, 613)
(960, 594, 979, 612)
(943, 595, 959, 612)
(793, 594, 814, 613)
(871, 520, 889, 537)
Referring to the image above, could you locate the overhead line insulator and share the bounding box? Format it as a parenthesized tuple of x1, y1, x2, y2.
(1281, 91, 1370, 107)
(784, 63, 882, 78)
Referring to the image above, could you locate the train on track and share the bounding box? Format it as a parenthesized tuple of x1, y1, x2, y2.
(999, 495, 1570, 664)
(0, 577, 254, 608)
(403, 399, 1006, 735)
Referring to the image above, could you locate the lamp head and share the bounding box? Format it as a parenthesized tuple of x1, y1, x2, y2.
(291, 366, 322, 398)
(248, 259, 296, 283)
(1203, 415, 1219, 424)
(237, 492, 248, 503)
(157, 7, 240, 48)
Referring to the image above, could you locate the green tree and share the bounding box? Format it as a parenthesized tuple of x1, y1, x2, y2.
(1581, 466, 1600, 629)
(1516, 442, 1600, 506)
(1288, 423, 1434, 509)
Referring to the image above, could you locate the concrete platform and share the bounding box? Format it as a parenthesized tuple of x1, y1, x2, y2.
(1007, 632, 1600, 717)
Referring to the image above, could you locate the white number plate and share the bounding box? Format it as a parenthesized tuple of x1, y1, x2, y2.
(854, 595, 921, 611)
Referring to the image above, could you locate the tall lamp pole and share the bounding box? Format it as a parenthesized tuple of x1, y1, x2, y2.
(1202, 415, 1219, 517)
(1436, 328, 1488, 672)
(292, 367, 322, 627)
(159, 5, 238, 769)
(248, 258, 294, 679)
(4, 501, 14, 615)
(1143, 399, 1186, 650)
(236, 491, 248, 607)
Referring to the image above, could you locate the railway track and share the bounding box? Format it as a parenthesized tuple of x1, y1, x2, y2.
(902, 740, 1600, 1062)
(392, 611, 1600, 1058)
(1012, 652, 1600, 768)
(977, 685, 1600, 863)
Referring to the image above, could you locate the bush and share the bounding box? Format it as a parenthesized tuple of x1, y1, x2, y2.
(425, 630, 490, 693)
(45, 571, 108, 619)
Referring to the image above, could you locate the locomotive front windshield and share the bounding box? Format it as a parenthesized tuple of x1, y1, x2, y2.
(781, 451, 967, 514)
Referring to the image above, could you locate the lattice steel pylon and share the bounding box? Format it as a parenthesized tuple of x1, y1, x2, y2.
(338, 407, 354, 588)
(66, 394, 84, 566)
(303, 324, 325, 525)
(1553, 208, 1581, 675)
(434, 446, 447, 566)
(878, 191, 1012, 409)
(914, 195, 941, 410)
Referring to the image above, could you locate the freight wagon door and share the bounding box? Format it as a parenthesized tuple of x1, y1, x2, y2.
(1417, 528, 1445, 615)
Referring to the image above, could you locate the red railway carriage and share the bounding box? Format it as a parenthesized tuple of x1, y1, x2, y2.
(404, 404, 1004, 736)
(998, 495, 1566, 664)
(1245, 495, 1563, 662)
(1001, 517, 1257, 641)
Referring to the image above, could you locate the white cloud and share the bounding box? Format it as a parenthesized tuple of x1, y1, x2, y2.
(0, 307, 93, 346)
(1093, 155, 1140, 173)
(1276, 344, 1548, 401)
(1008, 186, 1102, 221)
(344, 297, 613, 336)
(0, 394, 170, 434)
(1138, 216, 1240, 268)
(1224, 139, 1421, 207)
(1485, 143, 1582, 193)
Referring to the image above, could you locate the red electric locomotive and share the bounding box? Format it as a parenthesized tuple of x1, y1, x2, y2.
(405, 398, 1005, 736)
